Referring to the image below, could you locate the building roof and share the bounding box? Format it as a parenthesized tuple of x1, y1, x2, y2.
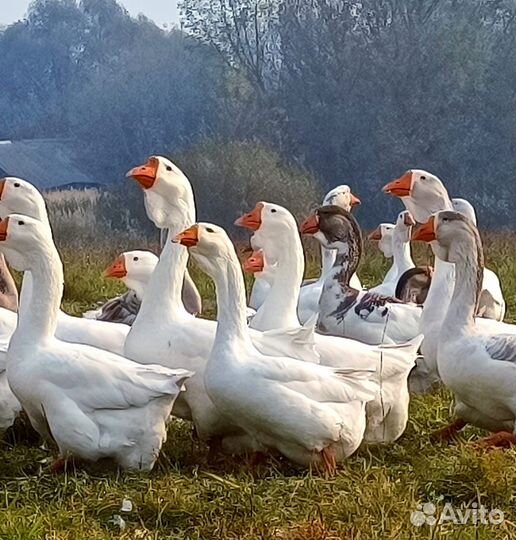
(0, 139, 98, 190)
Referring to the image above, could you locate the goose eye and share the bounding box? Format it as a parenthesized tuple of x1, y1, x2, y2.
(420, 176, 426, 180)
(206, 227, 214, 233)
(166, 166, 172, 171)
(18, 220, 24, 225)
(133, 256, 139, 261)
(14, 183, 20, 188)
(271, 209, 277, 213)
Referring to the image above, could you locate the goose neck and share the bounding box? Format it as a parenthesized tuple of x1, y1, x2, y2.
(251, 230, 303, 330)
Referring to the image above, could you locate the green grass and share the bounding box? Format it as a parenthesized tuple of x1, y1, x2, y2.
(1, 233, 515, 539)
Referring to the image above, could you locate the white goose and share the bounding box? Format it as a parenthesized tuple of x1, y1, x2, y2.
(413, 211, 516, 447)
(246, 185, 362, 321)
(383, 170, 506, 321)
(301, 205, 422, 345)
(175, 222, 378, 472)
(123, 156, 333, 452)
(0, 214, 192, 469)
(383, 170, 514, 393)
(238, 202, 422, 444)
(0, 177, 129, 355)
(369, 210, 416, 297)
(83, 250, 158, 323)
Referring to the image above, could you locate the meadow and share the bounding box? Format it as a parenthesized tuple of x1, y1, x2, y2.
(0, 193, 515, 539)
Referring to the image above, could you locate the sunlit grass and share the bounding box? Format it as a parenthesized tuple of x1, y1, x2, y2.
(0, 226, 515, 539)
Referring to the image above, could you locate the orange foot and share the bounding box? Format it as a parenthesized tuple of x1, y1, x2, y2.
(474, 432, 516, 450)
(319, 447, 337, 477)
(49, 456, 68, 474)
(248, 451, 268, 468)
(430, 418, 467, 443)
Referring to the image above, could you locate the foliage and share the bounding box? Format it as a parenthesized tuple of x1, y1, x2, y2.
(173, 139, 322, 228)
(0, 0, 514, 227)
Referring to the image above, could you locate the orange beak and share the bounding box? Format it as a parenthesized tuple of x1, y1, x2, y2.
(368, 227, 382, 241)
(383, 171, 413, 197)
(0, 179, 6, 200)
(175, 225, 199, 247)
(243, 250, 264, 273)
(299, 213, 320, 235)
(234, 203, 263, 231)
(126, 157, 159, 189)
(0, 217, 9, 241)
(104, 256, 127, 279)
(350, 192, 361, 207)
(403, 212, 416, 227)
(412, 216, 436, 242)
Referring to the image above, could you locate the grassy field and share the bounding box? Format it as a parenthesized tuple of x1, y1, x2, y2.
(1, 225, 515, 540)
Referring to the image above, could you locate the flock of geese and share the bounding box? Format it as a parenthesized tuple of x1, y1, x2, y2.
(0, 159, 514, 474)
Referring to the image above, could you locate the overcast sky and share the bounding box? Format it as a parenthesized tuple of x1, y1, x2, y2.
(0, 0, 179, 26)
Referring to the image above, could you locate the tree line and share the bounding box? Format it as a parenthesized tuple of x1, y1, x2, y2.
(1, 0, 514, 228)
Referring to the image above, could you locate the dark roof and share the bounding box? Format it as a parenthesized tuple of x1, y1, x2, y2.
(0, 139, 96, 190)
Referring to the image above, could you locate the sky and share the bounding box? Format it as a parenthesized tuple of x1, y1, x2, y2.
(0, 0, 180, 26)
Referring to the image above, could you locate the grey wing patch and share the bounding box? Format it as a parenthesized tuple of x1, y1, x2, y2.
(485, 335, 516, 364)
(354, 292, 403, 319)
(329, 287, 360, 323)
(97, 291, 140, 325)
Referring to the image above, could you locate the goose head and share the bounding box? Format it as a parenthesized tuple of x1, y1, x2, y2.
(174, 223, 235, 278)
(0, 214, 50, 272)
(451, 198, 477, 225)
(243, 249, 264, 275)
(368, 223, 395, 258)
(104, 250, 158, 299)
(242, 249, 277, 284)
(323, 185, 361, 211)
(383, 169, 452, 223)
(126, 156, 195, 229)
(300, 205, 363, 254)
(235, 202, 298, 261)
(0, 177, 48, 223)
(393, 210, 416, 243)
(412, 211, 483, 268)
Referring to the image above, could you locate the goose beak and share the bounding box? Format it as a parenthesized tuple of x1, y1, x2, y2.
(0, 179, 5, 200)
(104, 256, 127, 279)
(412, 216, 436, 242)
(404, 212, 416, 226)
(243, 250, 264, 273)
(299, 213, 319, 235)
(126, 157, 159, 189)
(350, 193, 361, 207)
(235, 203, 263, 231)
(174, 225, 199, 247)
(383, 171, 413, 197)
(368, 227, 382, 241)
(0, 217, 9, 241)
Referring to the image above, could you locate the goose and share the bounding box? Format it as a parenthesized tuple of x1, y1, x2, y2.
(290, 186, 362, 323)
(83, 250, 158, 323)
(247, 186, 363, 319)
(175, 222, 378, 472)
(0, 214, 192, 469)
(238, 202, 423, 444)
(301, 206, 422, 345)
(368, 210, 416, 296)
(0, 177, 130, 355)
(451, 198, 506, 321)
(123, 156, 336, 452)
(383, 170, 506, 321)
(382, 170, 514, 394)
(413, 211, 516, 447)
